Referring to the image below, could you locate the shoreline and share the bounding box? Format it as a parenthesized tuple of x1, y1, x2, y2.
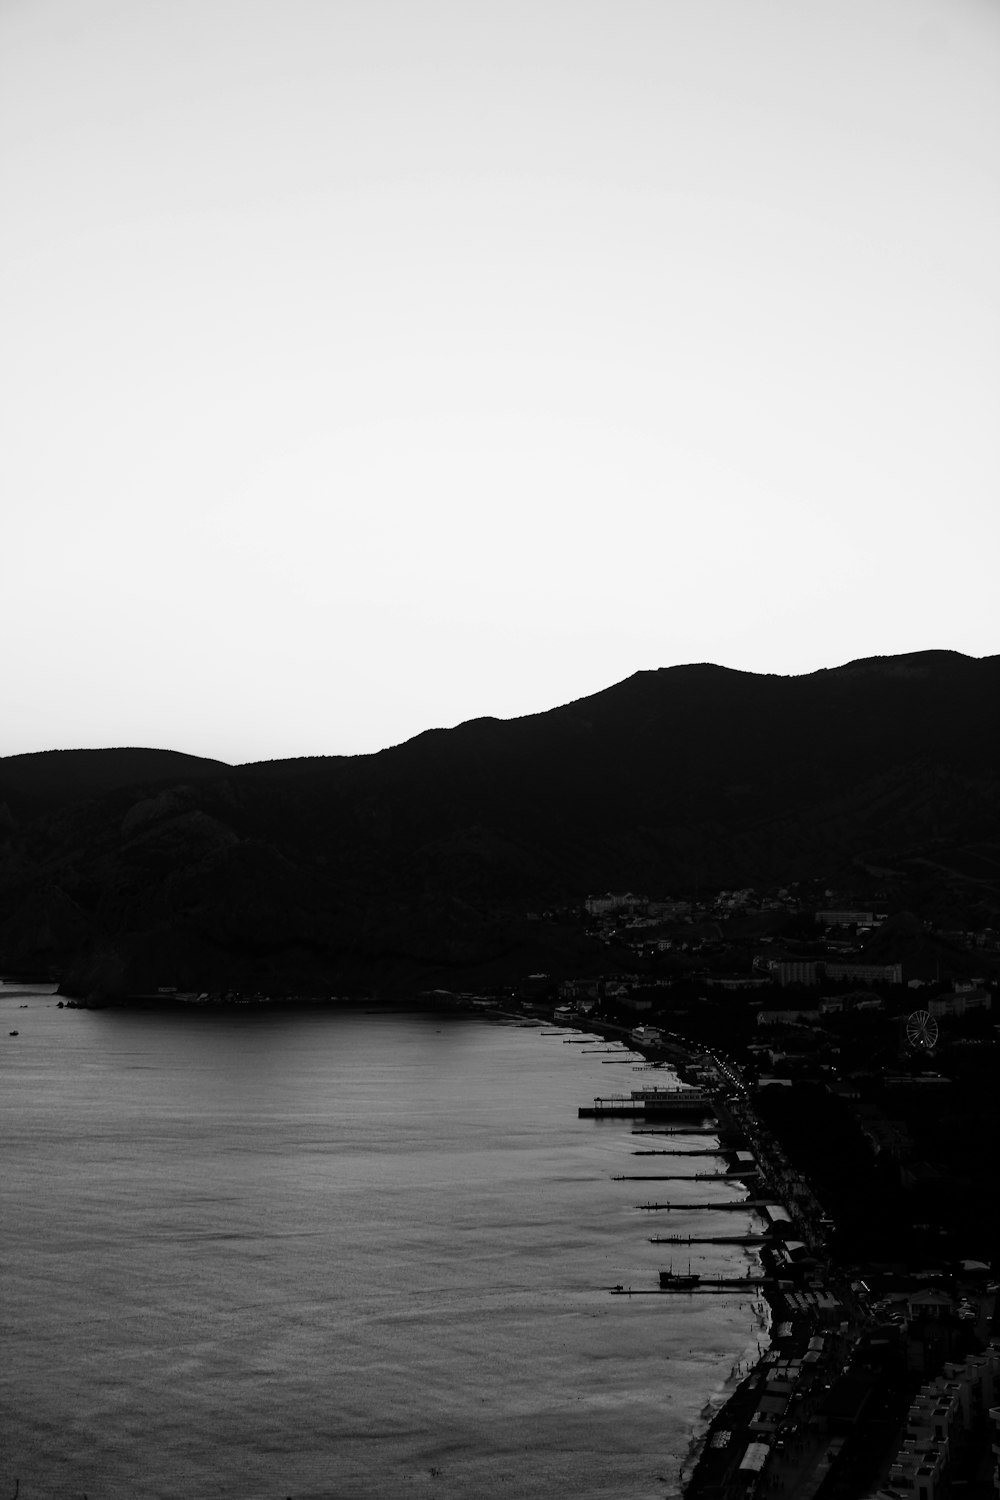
(20, 988, 820, 1494)
(547, 1015, 823, 1498)
(544, 1013, 787, 1498)
(677, 1261, 774, 1493)
(679, 1253, 780, 1496)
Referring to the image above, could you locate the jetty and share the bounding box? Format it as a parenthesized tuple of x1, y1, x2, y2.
(579, 1087, 716, 1119)
(648, 1233, 769, 1246)
(609, 1278, 765, 1296)
(631, 1147, 720, 1156)
(637, 1199, 770, 1212)
(659, 1276, 765, 1291)
(613, 1171, 758, 1182)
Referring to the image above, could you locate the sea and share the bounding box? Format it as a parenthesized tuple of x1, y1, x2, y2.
(1, 980, 770, 1500)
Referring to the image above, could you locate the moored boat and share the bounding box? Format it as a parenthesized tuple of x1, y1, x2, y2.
(659, 1269, 701, 1289)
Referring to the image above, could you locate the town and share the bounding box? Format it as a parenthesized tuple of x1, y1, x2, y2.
(432, 884, 1000, 1499)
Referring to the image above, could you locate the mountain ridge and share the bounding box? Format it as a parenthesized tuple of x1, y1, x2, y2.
(1, 650, 997, 997)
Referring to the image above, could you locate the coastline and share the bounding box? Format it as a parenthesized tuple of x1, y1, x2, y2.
(555, 1014, 826, 1499)
(549, 1012, 785, 1497)
(670, 1095, 856, 1498)
(677, 1267, 774, 1493)
(679, 1260, 779, 1496)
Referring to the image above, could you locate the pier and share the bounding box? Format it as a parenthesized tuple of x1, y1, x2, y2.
(612, 1171, 758, 1182)
(609, 1278, 766, 1295)
(631, 1147, 721, 1156)
(579, 1087, 716, 1119)
(637, 1199, 770, 1211)
(648, 1233, 769, 1246)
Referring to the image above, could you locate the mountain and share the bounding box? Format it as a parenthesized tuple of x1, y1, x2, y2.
(0, 747, 229, 820)
(1, 650, 997, 997)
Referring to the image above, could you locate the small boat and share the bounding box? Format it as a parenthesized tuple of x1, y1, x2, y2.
(9, 1030, 19, 1036)
(659, 1259, 700, 1290)
(659, 1270, 700, 1289)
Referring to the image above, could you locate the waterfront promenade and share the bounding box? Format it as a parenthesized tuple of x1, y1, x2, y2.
(613, 1043, 866, 1498)
(566, 1016, 884, 1497)
(682, 1280, 863, 1498)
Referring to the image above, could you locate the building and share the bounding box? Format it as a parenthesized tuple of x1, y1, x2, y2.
(630, 1024, 665, 1047)
(774, 961, 821, 987)
(928, 986, 992, 1019)
(825, 962, 903, 985)
(878, 1342, 1000, 1500)
(585, 892, 646, 917)
(706, 974, 771, 990)
(756, 1006, 821, 1026)
(646, 899, 692, 919)
(558, 978, 602, 1001)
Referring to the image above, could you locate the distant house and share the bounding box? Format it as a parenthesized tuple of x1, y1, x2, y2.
(825, 962, 903, 985)
(906, 1289, 953, 1321)
(585, 892, 646, 916)
(773, 961, 820, 987)
(630, 1024, 664, 1047)
(646, 899, 692, 919)
(558, 978, 602, 1001)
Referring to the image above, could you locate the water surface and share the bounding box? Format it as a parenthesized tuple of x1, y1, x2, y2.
(1, 986, 765, 1498)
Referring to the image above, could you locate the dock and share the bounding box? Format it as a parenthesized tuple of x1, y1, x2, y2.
(579, 1088, 716, 1119)
(613, 1172, 758, 1182)
(637, 1199, 770, 1211)
(648, 1233, 769, 1246)
(609, 1279, 766, 1295)
(632, 1147, 721, 1156)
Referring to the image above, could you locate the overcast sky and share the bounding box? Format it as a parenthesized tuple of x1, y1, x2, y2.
(2, 0, 997, 763)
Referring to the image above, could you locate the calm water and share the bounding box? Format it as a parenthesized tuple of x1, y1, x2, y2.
(1, 983, 768, 1499)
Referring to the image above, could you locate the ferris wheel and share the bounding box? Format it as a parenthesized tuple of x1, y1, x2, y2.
(905, 1010, 939, 1051)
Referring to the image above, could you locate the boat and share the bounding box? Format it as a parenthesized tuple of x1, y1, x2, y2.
(659, 1269, 700, 1289)
(659, 1259, 700, 1290)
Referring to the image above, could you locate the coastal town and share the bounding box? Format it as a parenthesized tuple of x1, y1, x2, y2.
(50, 878, 1000, 1496)
(580, 1048, 998, 1499)
(439, 884, 1000, 1500)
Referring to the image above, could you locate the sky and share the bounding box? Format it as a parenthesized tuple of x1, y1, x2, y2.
(2, 0, 998, 764)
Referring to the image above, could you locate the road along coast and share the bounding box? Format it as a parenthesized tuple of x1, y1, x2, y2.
(564, 1015, 860, 1497)
(657, 1070, 869, 1497)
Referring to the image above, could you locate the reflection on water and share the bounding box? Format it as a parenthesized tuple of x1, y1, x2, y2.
(1, 988, 763, 1498)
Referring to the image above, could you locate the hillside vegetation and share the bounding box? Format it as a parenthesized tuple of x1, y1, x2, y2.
(1, 650, 997, 997)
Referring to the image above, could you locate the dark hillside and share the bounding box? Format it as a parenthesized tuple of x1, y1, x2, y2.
(0, 747, 230, 817)
(0, 651, 997, 997)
